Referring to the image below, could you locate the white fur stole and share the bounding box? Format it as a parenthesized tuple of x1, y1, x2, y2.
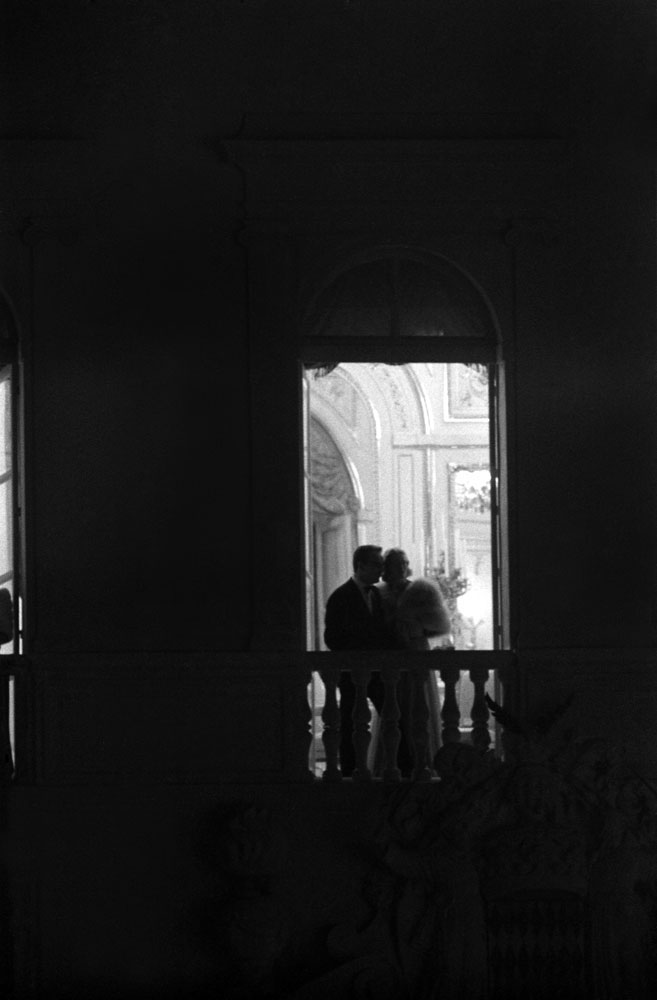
(396, 578, 451, 636)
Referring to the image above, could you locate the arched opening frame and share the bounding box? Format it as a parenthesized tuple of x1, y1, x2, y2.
(300, 247, 509, 656)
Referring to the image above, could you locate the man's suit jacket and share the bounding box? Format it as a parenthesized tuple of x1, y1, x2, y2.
(324, 578, 393, 651)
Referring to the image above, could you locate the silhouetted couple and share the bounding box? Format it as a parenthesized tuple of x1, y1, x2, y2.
(324, 544, 450, 778)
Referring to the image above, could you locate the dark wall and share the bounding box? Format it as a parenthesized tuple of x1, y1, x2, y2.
(3, 0, 655, 652)
(2, 1, 656, 995)
(17, 144, 250, 651)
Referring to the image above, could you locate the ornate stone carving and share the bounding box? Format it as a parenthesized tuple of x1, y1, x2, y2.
(447, 363, 489, 420)
(309, 419, 359, 520)
(312, 369, 360, 434)
(295, 700, 657, 999)
(376, 365, 409, 431)
(192, 801, 291, 996)
(195, 703, 657, 999)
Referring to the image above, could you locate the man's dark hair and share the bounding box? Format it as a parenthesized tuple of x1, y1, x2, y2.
(352, 545, 383, 572)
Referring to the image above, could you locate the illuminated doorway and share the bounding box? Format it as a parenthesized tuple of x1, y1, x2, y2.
(305, 361, 495, 649)
(304, 361, 497, 771)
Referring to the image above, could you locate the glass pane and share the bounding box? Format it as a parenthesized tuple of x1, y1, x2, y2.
(303, 256, 495, 339)
(0, 371, 13, 655)
(0, 478, 11, 582)
(303, 261, 392, 337)
(396, 258, 491, 338)
(0, 372, 11, 590)
(447, 466, 493, 649)
(304, 362, 494, 650)
(0, 377, 10, 477)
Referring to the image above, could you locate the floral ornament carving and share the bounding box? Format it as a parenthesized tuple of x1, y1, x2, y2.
(299, 700, 657, 1000)
(316, 370, 359, 430)
(192, 802, 290, 996)
(194, 707, 657, 999)
(447, 364, 489, 420)
(375, 365, 409, 431)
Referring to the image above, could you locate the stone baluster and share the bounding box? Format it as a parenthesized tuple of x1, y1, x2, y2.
(439, 662, 462, 744)
(319, 666, 341, 781)
(469, 665, 491, 750)
(380, 665, 402, 781)
(351, 666, 372, 781)
(284, 670, 315, 781)
(410, 667, 432, 781)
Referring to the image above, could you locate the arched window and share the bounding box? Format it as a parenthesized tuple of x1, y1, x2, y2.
(302, 249, 496, 344)
(301, 248, 506, 653)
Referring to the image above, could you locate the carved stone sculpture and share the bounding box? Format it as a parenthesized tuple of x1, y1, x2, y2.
(295, 699, 657, 999)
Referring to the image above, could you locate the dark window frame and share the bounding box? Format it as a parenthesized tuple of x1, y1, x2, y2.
(299, 246, 509, 657)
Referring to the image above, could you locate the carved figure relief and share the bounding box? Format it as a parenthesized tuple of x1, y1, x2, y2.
(191, 701, 657, 999)
(309, 419, 360, 523)
(291, 701, 657, 999)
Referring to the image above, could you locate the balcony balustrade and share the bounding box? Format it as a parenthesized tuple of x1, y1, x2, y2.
(308, 650, 517, 780)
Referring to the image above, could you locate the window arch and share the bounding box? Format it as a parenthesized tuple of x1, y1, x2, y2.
(300, 246, 501, 354)
(300, 245, 506, 654)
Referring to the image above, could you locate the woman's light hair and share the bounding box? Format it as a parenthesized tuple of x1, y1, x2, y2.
(382, 547, 408, 582)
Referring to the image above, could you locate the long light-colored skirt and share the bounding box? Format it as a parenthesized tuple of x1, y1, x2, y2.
(368, 668, 442, 777)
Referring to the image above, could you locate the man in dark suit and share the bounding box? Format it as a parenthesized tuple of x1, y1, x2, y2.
(324, 545, 395, 777)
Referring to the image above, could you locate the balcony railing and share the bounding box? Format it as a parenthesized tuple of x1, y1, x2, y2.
(1, 650, 517, 784)
(307, 650, 517, 781)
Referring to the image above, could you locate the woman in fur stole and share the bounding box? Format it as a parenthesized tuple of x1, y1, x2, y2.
(369, 548, 451, 777)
